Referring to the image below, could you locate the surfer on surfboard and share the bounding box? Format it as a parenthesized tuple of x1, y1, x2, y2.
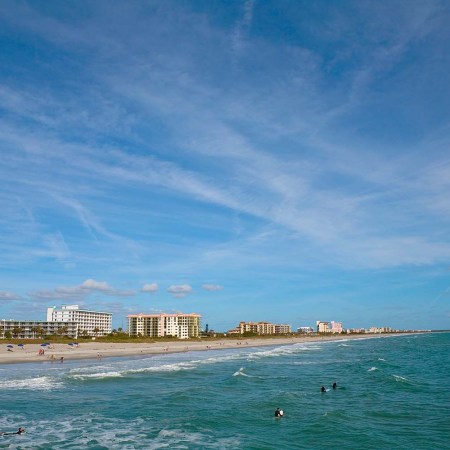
(0, 427, 25, 436)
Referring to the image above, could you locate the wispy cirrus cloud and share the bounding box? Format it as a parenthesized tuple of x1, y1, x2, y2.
(231, 0, 255, 60)
(0, 291, 22, 301)
(1, 1, 450, 330)
(29, 279, 136, 302)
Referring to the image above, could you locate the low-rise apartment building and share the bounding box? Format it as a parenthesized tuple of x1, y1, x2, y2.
(234, 321, 292, 335)
(127, 313, 201, 339)
(369, 326, 394, 333)
(297, 326, 314, 333)
(275, 324, 292, 334)
(0, 319, 78, 339)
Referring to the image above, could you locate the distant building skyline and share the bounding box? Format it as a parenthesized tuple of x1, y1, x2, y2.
(0, 302, 416, 339)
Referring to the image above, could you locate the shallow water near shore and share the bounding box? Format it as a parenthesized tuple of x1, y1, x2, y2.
(0, 333, 449, 449)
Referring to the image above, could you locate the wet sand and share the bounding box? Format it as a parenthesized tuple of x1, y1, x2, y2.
(0, 333, 411, 365)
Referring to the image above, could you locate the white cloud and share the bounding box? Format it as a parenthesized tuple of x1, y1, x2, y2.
(167, 284, 193, 298)
(141, 283, 159, 293)
(81, 279, 111, 291)
(202, 284, 224, 291)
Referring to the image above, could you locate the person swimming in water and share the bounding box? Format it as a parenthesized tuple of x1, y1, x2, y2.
(321, 385, 326, 392)
(274, 407, 284, 417)
(0, 427, 25, 436)
(332, 382, 337, 389)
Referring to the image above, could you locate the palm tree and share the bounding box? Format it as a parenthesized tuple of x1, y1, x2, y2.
(31, 326, 40, 340)
(12, 327, 22, 339)
(93, 327, 100, 337)
(58, 325, 69, 337)
(36, 327, 45, 339)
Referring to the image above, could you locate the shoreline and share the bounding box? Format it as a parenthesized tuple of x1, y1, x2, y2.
(0, 333, 419, 365)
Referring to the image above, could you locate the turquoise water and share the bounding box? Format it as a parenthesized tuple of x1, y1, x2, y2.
(0, 333, 449, 449)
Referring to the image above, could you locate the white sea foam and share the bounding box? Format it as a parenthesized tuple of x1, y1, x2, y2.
(291, 361, 323, 365)
(66, 351, 253, 380)
(0, 376, 63, 390)
(68, 363, 195, 379)
(129, 353, 248, 373)
(65, 342, 323, 381)
(368, 367, 378, 372)
(247, 344, 321, 360)
(155, 429, 241, 449)
(232, 367, 259, 378)
(70, 371, 124, 380)
(191, 352, 248, 365)
(130, 361, 196, 373)
(233, 367, 247, 376)
(69, 364, 115, 374)
(393, 374, 412, 383)
(13, 415, 241, 450)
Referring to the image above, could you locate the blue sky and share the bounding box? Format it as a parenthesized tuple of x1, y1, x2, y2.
(1, 0, 449, 331)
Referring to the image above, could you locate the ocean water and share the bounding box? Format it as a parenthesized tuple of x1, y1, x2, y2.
(0, 333, 449, 449)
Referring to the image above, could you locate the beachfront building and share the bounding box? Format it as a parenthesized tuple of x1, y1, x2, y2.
(226, 327, 241, 335)
(297, 326, 314, 334)
(239, 321, 259, 334)
(47, 305, 112, 337)
(0, 319, 78, 339)
(347, 328, 366, 334)
(330, 321, 344, 333)
(369, 326, 394, 333)
(234, 321, 292, 335)
(127, 313, 201, 339)
(275, 324, 292, 334)
(316, 321, 330, 333)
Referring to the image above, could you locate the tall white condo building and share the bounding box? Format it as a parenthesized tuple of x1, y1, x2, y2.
(47, 305, 112, 336)
(127, 313, 201, 339)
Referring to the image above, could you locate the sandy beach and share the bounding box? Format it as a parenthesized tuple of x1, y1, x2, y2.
(0, 333, 409, 365)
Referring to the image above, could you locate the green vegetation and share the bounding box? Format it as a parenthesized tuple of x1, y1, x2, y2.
(2, 329, 408, 345)
(0, 331, 304, 345)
